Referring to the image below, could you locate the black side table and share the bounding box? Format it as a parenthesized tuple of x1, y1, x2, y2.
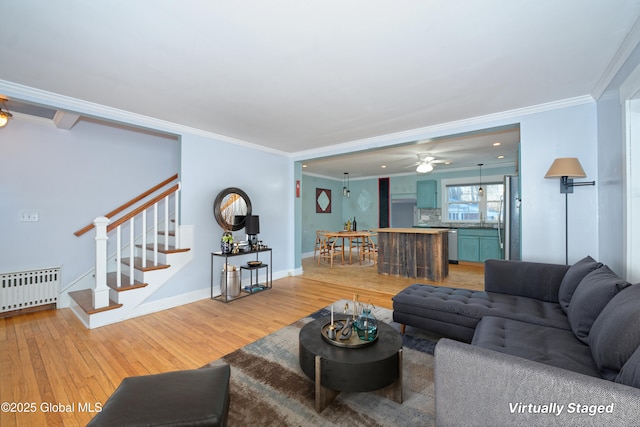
(211, 248, 272, 302)
(299, 315, 403, 412)
(240, 263, 269, 293)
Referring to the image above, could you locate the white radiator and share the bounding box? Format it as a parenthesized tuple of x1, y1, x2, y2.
(1, 267, 60, 313)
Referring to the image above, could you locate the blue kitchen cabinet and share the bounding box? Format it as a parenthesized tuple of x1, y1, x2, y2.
(457, 228, 503, 262)
(417, 180, 437, 209)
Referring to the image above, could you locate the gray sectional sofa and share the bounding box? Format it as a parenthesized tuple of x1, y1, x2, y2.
(393, 256, 640, 426)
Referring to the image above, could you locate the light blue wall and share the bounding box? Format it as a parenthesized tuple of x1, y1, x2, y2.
(149, 132, 293, 301)
(343, 178, 378, 231)
(0, 116, 179, 287)
(301, 174, 344, 254)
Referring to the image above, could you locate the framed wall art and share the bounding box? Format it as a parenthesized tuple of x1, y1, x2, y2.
(316, 188, 331, 213)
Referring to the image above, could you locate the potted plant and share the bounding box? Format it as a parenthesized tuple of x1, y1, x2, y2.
(221, 231, 234, 253)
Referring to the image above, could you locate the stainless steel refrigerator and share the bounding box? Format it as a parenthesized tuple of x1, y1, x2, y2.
(499, 175, 521, 260)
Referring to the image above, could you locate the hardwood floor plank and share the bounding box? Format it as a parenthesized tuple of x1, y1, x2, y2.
(0, 260, 483, 426)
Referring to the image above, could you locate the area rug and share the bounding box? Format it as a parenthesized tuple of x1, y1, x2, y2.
(206, 300, 440, 426)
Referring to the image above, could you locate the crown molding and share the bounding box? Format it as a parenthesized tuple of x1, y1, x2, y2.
(0, 80, 287, 156)
(291, 95, 593, 161)
(592, 15, 640, 100)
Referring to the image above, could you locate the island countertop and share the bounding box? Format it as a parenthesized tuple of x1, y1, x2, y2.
(375, 227, 449, 234)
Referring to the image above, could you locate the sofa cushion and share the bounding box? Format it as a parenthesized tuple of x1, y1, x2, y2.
(616, 345, 640, 389)
(558, 255, 602, 314)
(392, 284, 570, 333)
(484, 259, 569, 302)
(471, 316, 601, 378)
(589, 284, 640, 381)
(567, 265, 631, 344)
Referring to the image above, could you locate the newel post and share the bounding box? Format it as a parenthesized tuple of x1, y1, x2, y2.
(93, 216, 110, 309)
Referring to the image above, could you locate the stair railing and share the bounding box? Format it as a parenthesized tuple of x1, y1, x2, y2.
(76, 175, 181, 309)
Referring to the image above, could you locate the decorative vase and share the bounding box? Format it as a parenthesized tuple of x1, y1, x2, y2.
(221, 232, 233, 253)
(354, 308, 378, 341)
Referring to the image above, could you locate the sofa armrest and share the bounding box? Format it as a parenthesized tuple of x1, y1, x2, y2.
(484, 259, 569, 302)
(435, 338, 640, 427)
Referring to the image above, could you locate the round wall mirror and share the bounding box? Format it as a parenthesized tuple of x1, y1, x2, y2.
(213, 187, 252, 231)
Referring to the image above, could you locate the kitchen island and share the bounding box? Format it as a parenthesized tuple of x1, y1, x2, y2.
(375, 227, 449, 282)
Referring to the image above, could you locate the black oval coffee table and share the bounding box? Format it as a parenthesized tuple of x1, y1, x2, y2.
(299, 315, 403, 412)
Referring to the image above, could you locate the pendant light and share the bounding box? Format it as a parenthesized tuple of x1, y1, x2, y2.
(478, 163, 484, 197)
(343, 172, 350, 198)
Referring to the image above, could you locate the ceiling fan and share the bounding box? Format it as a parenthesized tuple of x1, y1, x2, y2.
(412, 154, 448, 174)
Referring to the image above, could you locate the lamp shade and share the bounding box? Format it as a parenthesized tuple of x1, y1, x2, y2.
(245, 215, 260, 235)
(544, 157, 587, 178)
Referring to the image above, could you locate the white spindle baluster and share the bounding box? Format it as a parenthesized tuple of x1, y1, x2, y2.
(174, 184, 181, 248)
(116, 225, 122, 288)
(153, 203, 158, 265)
(91, 180, 182, 302)
(142, 209, 147, 268)
(164, 196, 169, 251)
(129, 218, 135, 285)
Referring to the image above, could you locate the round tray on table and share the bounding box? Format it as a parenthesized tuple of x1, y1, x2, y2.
(320, 319, 377, 348)
(247, 261, 263, 267)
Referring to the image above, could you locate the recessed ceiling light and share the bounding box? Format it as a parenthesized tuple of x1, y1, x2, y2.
(302, 164, 307, 168)
(493, 142, 501, 146)
(381, 165, 387, 168)
(497, 155, 504, 159)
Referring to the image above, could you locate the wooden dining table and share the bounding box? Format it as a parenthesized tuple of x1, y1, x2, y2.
(322, 231, 372, 265)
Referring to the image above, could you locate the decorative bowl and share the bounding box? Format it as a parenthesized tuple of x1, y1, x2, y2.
(247, 261, 263, 267)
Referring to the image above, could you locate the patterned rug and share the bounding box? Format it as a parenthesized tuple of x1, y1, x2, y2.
(206, 301, 440, 426)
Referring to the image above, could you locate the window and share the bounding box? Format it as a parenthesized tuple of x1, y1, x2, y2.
(446, 182, 503, 223)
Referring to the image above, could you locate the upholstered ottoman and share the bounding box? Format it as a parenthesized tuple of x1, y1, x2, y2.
(87, 365, 230, 427)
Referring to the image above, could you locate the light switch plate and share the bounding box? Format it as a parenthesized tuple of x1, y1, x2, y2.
(19, 212, 39, 222)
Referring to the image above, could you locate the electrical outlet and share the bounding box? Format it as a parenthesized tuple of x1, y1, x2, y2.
(19, 212, 39, 222)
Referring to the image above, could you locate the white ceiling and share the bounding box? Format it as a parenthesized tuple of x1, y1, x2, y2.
(1, 1, 639, 177)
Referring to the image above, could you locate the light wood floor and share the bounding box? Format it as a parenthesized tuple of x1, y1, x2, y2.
(0, 259, 483, 426)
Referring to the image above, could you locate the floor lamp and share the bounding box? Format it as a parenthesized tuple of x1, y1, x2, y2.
(545, 158, 596, 265)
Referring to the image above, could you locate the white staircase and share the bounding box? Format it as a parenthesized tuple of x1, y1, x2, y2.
(68, 176, 193, 329)
(69, 227, 193, 328)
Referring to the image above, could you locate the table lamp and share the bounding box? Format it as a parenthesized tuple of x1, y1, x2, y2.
(245, 215, 260, 247)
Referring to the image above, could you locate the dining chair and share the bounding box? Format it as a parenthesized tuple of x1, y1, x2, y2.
(360, 233, 378, 264)
(314, 230, 329, 259)
(317, 232, 341, 267)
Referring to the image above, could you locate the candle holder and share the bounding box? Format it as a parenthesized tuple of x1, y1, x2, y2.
(326, 325, 337, 340)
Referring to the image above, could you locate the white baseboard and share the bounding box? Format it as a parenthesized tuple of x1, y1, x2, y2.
(126, 287, 211, 320)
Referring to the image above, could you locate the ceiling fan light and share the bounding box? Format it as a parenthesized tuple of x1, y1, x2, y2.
(416, 162, 433, 174)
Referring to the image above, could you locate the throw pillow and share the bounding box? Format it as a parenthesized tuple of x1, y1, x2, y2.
(616, 344, 640, 388)
(567, 265, 631, 344)
(590, 284, 640, 381)
(557, 255, 602, 314)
